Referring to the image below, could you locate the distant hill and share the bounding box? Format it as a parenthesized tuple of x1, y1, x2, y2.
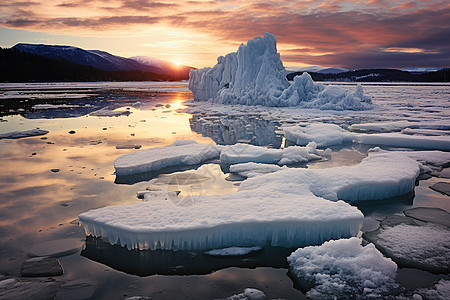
(286, 68, 450, 82)
(1, 44, 193, 82)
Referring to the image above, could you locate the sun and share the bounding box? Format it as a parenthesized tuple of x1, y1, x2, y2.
(173, 61, 181, 66)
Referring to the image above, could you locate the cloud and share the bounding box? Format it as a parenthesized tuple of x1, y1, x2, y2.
(1, 0, 449, 68)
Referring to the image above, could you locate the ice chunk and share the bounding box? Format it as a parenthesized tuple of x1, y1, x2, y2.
(229, 163, 284, 178)
(220, 142, 329, 166)
(430, 182, 450, 196)
(204, 246, 262, 257)
(287, 237, 398, 299)
(32, 104, 81, 110)
(114, 140, 221, 176)
(0, 129, 48, 139)
(283, 124, 354, 147)
(363, 221, 450, 273)
(189, 33, 371, 110)
(219, 288, 266, 300)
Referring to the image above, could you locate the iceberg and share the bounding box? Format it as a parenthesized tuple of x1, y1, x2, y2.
(114, 140, 221, 176)
(287, 237, 398, 299)
(189, 33, 371, 110)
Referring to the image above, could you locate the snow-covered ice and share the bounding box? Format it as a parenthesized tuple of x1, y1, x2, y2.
(229, 163, 284, 178)
(189, 33, 371, 110)
(287, 237, 398, 299)
(220, 142, 330, 165)
(414, 279, 450, 300)
(114, 140, 221, 176)
(89, 107, 131, 117)
(283, 124, 354, 147)
(0, 129, 49, 139)
(204, 246, 262, 257)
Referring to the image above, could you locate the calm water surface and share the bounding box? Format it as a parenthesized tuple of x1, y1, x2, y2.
(0, 82, 448, 299)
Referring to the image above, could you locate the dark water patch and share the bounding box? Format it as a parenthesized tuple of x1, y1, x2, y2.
(81, 236, 293, 277)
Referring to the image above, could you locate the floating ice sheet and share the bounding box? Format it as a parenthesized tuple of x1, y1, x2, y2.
(229, 163, 284, 178)
(287, 237, 398, 299)
(114, 140, 221, 176)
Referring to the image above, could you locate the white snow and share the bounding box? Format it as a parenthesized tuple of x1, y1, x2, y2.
(220, 288, 266, 300)
(32, 104, 82, 110)
(189, 33, 371, 110)
(287, 237, 398, 299)
(220, 142, 329, 165)
(229, 162, 284, 178)
(0, 129, 49, 139)
(114, 140, 221, 176)
(204, 246, 262, 257)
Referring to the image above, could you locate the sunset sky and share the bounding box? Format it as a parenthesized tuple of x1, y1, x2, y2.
(1, 0, 449, 69)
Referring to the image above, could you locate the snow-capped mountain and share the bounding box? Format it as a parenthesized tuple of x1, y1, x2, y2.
(11, 43, 190, 75)
(285, 66, 350, 74)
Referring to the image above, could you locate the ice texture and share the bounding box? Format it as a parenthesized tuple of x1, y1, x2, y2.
(189, 33, 371, 110)
(287, 237, 398, 299)
(0, 129, 49, 139)
(220, 142, 329, 165)
(356, 133, 450, 151)
(89, 107, 131, 117)
(114, 140, 221, 175)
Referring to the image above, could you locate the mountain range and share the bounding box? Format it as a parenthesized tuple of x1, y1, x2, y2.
(1, 43, 193, 82)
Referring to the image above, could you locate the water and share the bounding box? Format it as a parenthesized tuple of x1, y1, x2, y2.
(0, 81, 449, 299)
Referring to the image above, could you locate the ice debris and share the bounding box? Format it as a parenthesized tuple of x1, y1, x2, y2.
(217, 288, 266, 300)
(114, 140, 221, 176)
(287, 237, 398, 299)
(414, 279, 450, 300)
(89, 107, 131, 117)
(0, 129, 48, 139)
(189, 33, 371, 110)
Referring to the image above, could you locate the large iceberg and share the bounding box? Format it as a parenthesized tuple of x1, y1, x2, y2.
(189, 33, 372, 110)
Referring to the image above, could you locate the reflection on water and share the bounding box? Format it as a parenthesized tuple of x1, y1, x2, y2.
(81, 236, 292, 277)
(190, 114, 283, 147)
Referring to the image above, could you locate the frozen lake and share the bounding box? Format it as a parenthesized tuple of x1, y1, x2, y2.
(0, 81, 449, 299)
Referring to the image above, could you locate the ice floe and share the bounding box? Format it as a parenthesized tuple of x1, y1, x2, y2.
(363, 208, 450, 274)
(284, 123, 450, 150)
(0, 129, 49, 139)
(229, 163, 284, 178)
(189, 33, 371, 110)
(89, 107, 131, 117)
(414, 279, 450, 300)
(114, 140, 221, 176)
(287, 237, 398, 299)
(220, 142, 329, 165)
